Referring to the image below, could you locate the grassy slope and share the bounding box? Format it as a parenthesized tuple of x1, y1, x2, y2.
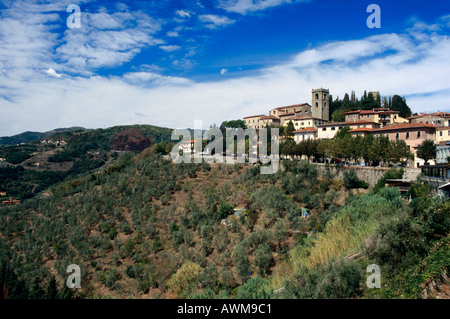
(0, 153, 448, 299)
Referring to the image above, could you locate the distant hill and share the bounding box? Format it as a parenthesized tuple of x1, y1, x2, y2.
(0, 124, 174, 200)
(0, 127, 86, 145)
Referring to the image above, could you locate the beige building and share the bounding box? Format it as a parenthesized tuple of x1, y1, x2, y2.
(345, 108, 407, 127)
(408, 112, 450, 127)
(294, 127, 318, 142)
(436, 126, 450, 143)
(269, 103, 311, 118)
(285, 116, 327, 131)
(243, 114, 265, 129)
(260, 115, 281, 127)
(317, 122, 345, 139)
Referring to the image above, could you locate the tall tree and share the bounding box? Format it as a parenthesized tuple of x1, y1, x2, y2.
(416, 139, 436, 165)
(285, 121, 295, 138)
(390, 95, 412, 118)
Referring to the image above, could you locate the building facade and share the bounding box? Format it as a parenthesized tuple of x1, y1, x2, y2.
(312, 88, 330, 122)
(243, 114, 265, 129)
(294, 128, 318, 142)
(345, 108, 407, 127)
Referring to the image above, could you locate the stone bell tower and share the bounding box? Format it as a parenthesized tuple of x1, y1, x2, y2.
(312, 88, 330, 122)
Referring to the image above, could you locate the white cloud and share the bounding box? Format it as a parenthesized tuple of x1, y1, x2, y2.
(123, 71, 192, 86)
(1, 5, 450, 137)
(159, 45, 181, 52)
(167, 31, 179, 37)
(220, 68, 228, 75)
(45, 68, 62, 78)
(176, 10, 192, 18)
(56, 10, 163, 74)
(217, 0, 309, 15)
(199, 14, 235, 29)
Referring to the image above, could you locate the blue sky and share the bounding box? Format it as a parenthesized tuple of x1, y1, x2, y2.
(0, 0, 450, 136)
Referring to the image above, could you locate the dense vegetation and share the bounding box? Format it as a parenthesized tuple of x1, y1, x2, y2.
(281, 130, 412, 167)
(328, 91, 412, 122)
(0, 150, 448, 299)
(0, 125, 174, 200)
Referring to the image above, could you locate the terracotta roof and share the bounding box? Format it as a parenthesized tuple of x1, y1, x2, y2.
(349, 128, 374, 133)
(261, 115, 280, 120)
(371, 123, 437, 132)
(243, 114, 265, 119)
(294, 127, 318, 133)
(408, 112, 450, 120)
(346, 120, 380, 125)
(181, 140, 196, 144)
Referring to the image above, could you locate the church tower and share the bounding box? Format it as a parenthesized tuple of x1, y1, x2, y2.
(312, 88, 330, 122)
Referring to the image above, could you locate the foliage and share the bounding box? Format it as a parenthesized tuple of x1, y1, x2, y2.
(416, 140, 436, 165)
(166, 261, 202, 297)
(343, 170, 369, 190)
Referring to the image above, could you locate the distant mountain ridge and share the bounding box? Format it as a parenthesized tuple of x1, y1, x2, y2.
(0, 127, 86, 145)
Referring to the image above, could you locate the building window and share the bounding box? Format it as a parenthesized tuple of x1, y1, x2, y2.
(396, 133, 399, 139)
(322, 128, 326, 131)
(441, 131, 443, 137)
(331, 127, 335, 131)
(406, 132, 409, 139)
(386, 133, 390, 139)
(417, 131, 421, 138)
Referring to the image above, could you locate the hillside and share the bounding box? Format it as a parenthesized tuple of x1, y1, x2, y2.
(0, 152, 448, 299)
(0, 124, 175, 200)
(0, 127, 86, 146)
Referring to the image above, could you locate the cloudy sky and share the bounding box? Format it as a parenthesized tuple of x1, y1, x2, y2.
(0, 0, 449, 136)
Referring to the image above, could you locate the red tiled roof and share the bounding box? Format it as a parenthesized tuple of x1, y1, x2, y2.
(294, 127, 318, 133)
(372, 123, 437, 132)
(349, 128, 374, 133)
(243, 114, 265, 119)
(346, 120, 380, 125)
(408, 112, 450, 120)
(261, 115, 280, 120)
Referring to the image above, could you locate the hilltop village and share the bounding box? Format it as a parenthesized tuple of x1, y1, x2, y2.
(243, 88, 450, 169)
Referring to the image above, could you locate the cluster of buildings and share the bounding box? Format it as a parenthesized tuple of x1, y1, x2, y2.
(243, 88, 450, 168)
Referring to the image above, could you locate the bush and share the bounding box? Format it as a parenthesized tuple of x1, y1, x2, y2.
(166, 261, 202, 297)
(282, 260, 364, 299)
(343, 170, 368, 189)
(373, 168, 404, 193)
(236, 276, 272, 299)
